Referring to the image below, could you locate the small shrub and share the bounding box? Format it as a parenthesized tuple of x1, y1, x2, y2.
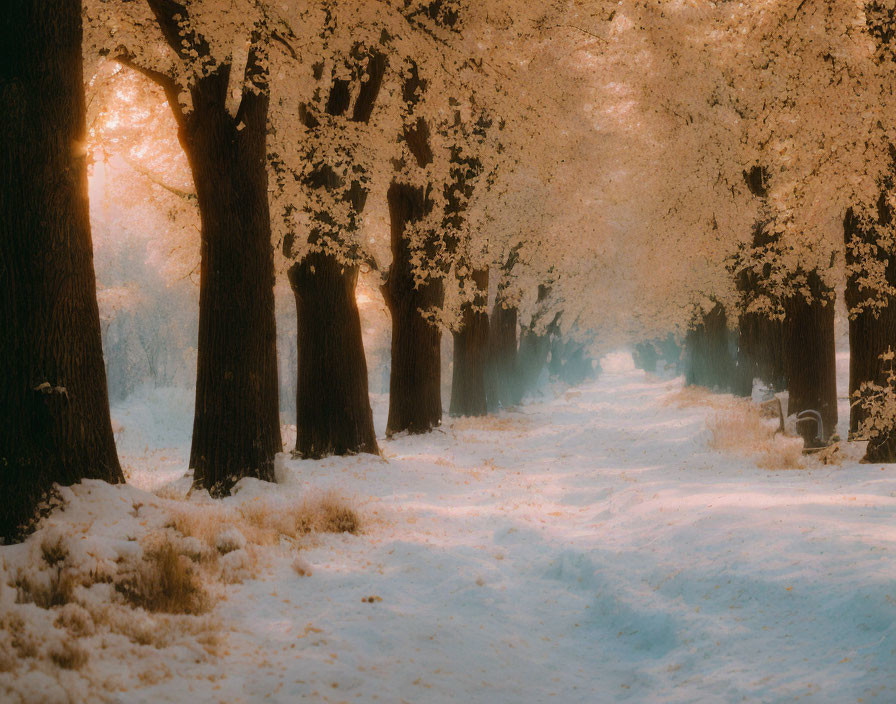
(318, 496, 360, 535)
(15, 567, 76, 609)
(215, 528, 247, 555)
(756, 437, 805, 470)
(53, 604, 95, 637)
(40, 534, 69, 567)
(116, 538, 210, 615)
(707, 407, 774, 453)
(665, 385, 732, 410)
(707, 405, 804, 469)
(49, 639, 88, 670)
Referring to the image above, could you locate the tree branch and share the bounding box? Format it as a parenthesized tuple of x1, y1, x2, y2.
(120, 154, 197, 203)
(114, 52, 186, 129)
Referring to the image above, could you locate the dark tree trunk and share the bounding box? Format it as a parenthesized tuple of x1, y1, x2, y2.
(517, 328, 553, 394)
(450, 269, 490, 417)
(487, 303, 521, 410)
(844, 194, 896, 439)
(179, 73, 281, 495)
(516, 287, 556, 396)
(288, 252, 378, 457)
(684, 303, 736, 391)
(657, 334, 684, 375)
(732, 332, 755, 398)
(782, 272, 837, 443)
(0, 0, 124, 541)
(633, 342, 658, 372)
(560, 343, 595, 386)
(736, 169, 787, 393)
(384, 183, 443, 435)
(548, 336, 566, 378)
(737, 312, 787, 392)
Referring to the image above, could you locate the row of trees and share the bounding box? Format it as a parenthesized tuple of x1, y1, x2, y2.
(612, 1, 896, 461)
(7, 0, 896, 538)
(1, 0, 596, 541)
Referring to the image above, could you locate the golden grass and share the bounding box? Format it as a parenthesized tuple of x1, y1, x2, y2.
(115, 538, 210, 615)
(168, 490, 361, 551)
(665, 385, 734, 410)
(706, 405, 805, 469)
(0, 488, 362, 698)
(450, 415, 533, 433)
(14, 567, 77, 610)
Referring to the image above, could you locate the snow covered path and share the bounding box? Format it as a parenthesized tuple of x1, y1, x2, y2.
(127, 355, 896, 704)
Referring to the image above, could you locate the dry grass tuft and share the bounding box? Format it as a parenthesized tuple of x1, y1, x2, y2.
(170, 491, 361, 550)
(48, 639, 89, 670)
(756, 438, 806, 470)
(39, 534, 69, 567)
(707, 405, 804, 469)
(115, 538, 210, 615)
(15, 567, 77, 609)
(707, 407, 774, 452)
(810, 443, 844, 466)
(317, 495, 361, 535)
(451, 415, 533, 433)
(665, 385, 734, 410)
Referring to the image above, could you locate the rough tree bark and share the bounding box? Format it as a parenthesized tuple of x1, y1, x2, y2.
(383, 183, 444, 435)
(844, 172, 896, 442)
(185, 76, 281, 494)
(0, 0, 124, 541)
(141, 0, 281, 494)
(289, 254, 378, 457)
(286, 49, 385, 457)
(782, 271, 838, 443)
(737, 312, 786, 392)
(487, 302, 521, 409)
(450, 268, 490, 417)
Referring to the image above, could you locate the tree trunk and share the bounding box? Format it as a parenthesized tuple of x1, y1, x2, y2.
(288, 252, 378, 457)
(844, 196, 896, 439)
(0, 0, 124, 541)
(632, 342, 658, 372)
(560, 343, 594, 386)
(450, 269, 490, 417)
(737, 312, 787, 392)
(783, 272, 838, 443)
(736, 174, 787, 394)
(684, 303, 735, 391)
(487, 303, 520, 410)
(180, 72, 281, 495)
(732, 332, 755, 398)
(384, 183, 443, 435)
(548, 336, 566, 378)
(517, 328, 553, 394)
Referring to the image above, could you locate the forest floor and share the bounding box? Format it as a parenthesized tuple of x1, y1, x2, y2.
(2, 353, 895, 703)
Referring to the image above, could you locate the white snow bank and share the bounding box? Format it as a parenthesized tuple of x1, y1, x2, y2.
(2, 352, 894, 703)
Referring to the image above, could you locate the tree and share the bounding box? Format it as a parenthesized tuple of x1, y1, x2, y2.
(0, 0, 124, 541)
(275, 20, 386, 458)
(381, 56, 445, 435)
(89, 0, 282, 494)
(843, 163, 896, 439)
(842, 4, 896, 452)
(683, 303, 737, 392)
(450, 268, 490, 416)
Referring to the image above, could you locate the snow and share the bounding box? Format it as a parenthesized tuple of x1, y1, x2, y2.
(3, 354, 895, 703)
